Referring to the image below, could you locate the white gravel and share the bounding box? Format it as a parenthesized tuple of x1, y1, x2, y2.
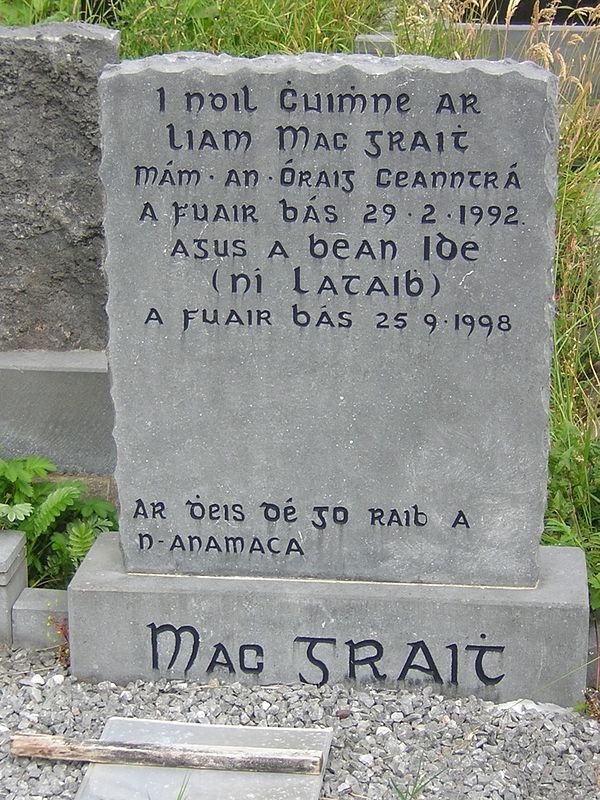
(0, 646, 599, 799)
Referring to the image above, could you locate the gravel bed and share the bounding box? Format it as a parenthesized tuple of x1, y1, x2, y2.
(0, 646, 598, 799)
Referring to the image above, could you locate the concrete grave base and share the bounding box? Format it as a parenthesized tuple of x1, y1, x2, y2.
(12, 588, 68, 649)
(69, 535, 589, 706)
(0, 532, 27, 645)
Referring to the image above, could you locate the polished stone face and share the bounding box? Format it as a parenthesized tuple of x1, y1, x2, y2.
(100, 53, 557, 586)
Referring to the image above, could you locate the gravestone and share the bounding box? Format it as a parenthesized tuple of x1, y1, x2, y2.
(0, 23, 119, 351)
(0, 23, 119, 474)
(69, 53, 589, 704)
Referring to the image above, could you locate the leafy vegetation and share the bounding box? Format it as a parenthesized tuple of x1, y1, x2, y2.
(0, 455, 117, 588)
(544, 68, 600, 609)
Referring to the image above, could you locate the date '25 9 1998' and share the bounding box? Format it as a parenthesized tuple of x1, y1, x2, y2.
(375, 313, 512, 335)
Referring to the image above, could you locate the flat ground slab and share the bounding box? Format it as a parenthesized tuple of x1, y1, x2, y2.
(75, 718, 332, 800)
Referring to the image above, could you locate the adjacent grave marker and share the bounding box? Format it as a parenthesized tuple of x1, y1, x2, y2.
(69, 53, 589, 704)
(0, 23, 119, 474)
(72, 718, 332, 800)
(0, 23, 119, 351)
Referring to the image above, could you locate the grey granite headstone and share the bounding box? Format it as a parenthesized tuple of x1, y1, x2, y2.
(70, 54, 590, 702)
(100, 54, 557, 588)
(0, 23, 119, 351)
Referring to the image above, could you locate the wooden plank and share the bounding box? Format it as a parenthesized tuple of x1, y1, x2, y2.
(10, 733, 323, 774)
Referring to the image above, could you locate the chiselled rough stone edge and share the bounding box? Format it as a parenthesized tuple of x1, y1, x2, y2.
(69, 536, 589, 705)
(0, 21, 120, 44)
(354, 27, 598, 95)
(100, 50, 555, 85)
(541, 68, 559, 399)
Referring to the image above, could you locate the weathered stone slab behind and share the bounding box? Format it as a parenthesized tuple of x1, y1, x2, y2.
(0, 23, 119, 350)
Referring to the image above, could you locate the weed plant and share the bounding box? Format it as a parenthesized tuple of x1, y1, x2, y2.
(0, 0, 598, 611)
(0, 455, 117, 588)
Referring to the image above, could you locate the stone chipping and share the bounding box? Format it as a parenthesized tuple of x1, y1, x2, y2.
(0, 647, 598, 799)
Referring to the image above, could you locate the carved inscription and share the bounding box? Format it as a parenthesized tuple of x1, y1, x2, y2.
(133, 496, 470, 558)
(132, 83, 521, 339)
(147, 622, 506, 688)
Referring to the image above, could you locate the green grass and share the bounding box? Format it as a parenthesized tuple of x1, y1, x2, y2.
(0, 0, 77, 26)
(0, 0, 384, 56)
(544, 86, 600, 608)
(119, 0, 384, 57)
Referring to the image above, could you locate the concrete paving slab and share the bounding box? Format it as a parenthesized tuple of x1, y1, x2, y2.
(75, 717, 332, 800)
